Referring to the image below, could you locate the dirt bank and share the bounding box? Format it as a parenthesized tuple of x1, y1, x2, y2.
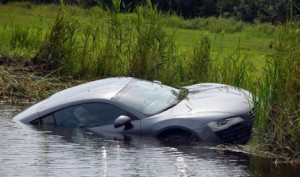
(0, 55, 81, 103)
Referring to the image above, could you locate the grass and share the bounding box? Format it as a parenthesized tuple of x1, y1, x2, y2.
(0, 2, 299, 161)
(0, 2, 275, 68)
(253, 23, 300, 159)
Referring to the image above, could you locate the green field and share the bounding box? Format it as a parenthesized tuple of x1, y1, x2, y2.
(0, 2, 299, 162)
(0, 2, 275, 68)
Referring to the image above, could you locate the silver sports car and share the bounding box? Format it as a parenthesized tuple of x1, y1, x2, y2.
(14, 77, 255, 144)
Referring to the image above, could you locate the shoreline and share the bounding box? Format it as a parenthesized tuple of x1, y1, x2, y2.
(0, 55, 82, 103)
(1, 57, 299, 164)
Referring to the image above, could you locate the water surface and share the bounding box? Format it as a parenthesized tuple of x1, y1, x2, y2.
(0, 105, 299, 177)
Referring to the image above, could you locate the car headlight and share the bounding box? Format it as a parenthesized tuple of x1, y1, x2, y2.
(207, 117, 244, 132)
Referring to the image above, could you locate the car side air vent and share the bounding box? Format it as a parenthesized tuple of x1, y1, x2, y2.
(215, 123, 252, 144)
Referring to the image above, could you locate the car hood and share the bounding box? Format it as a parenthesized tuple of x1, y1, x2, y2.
(164, 83, 253, 117)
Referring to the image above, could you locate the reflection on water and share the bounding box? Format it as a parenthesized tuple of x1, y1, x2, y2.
(0, 105, 299, 177)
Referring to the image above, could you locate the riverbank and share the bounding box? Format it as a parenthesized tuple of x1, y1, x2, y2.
(0, 55, 82, 103)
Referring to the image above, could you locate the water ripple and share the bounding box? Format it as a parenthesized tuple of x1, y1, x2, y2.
(1, 105, 299, 177)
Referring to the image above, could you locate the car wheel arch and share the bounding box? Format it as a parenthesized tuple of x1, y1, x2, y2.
(156, 127, 200, 143)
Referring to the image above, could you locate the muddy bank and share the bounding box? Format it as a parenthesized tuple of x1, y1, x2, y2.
(0, 55, 82, 103)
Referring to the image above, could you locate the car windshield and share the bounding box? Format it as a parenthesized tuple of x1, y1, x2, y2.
(112, 79, 183, 115)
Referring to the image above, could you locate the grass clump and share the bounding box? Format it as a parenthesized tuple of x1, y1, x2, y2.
(129, 4, 177, 81)
(93, 0, 132, 77)
(28, 0, 179, 81)
(187, 36, 211, 82)
(32, 8, 79, 73)
(254, 22, 300, 159)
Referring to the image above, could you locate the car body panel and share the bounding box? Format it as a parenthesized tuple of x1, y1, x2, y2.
(14, 77, 255, 144)
(184, 83, 253, 114)
(38, 77, 132, 111)
(14, 78, 132, 123)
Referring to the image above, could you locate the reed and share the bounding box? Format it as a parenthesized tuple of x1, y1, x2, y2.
(32, 7, 80, 73)
(93, 0, 122, 76)
(187, 36, 211, 83)
(253, 22, 300, 157)
(129, 2, 177, 82)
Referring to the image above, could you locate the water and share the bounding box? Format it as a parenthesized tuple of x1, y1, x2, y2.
(0, 105, 299, 177)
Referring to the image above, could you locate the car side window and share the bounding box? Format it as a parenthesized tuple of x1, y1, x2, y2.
(31, 114, 55, 126)
(53, 107, 80, 127)
(51, 103, 129, 128)
(42, 114, 56, 124)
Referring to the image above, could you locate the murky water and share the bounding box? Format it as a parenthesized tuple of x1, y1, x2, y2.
(0, 105, 299, 177)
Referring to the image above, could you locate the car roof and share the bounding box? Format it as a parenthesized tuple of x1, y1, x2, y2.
(37, 77, 133, 111)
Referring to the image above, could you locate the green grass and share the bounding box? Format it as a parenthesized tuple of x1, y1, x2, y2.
(0, 2, 276, 69)
(253, 23, 300, 158)
(173, 27, 275, 69)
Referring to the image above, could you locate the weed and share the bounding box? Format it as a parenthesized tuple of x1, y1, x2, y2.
(32, 7, 79, 73)
(254, 22, 300, 156)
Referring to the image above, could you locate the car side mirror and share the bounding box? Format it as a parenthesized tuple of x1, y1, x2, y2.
(114, 115, 133, 130)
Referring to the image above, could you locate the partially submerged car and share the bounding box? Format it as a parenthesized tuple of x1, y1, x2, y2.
(14, 77, 255, 144)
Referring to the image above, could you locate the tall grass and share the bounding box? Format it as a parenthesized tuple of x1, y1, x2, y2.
(129, 3, 177, 81)
(254, 22, 300, 158)
(187, 36, 211, 82)
(28, 0, 180, 80)
(32, 8, 79, 73)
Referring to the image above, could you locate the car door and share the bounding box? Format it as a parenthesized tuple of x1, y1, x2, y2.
(40, 102, 141, 135)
